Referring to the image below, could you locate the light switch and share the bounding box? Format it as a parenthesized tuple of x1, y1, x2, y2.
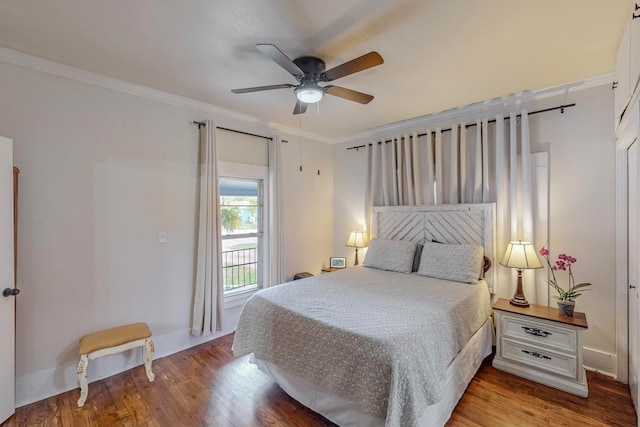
(158, 231, 168, 243)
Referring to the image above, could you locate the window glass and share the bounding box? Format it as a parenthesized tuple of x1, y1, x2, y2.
(219, 177, 263, 295)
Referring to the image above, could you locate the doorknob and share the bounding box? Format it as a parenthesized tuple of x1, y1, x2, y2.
(2, 288, 19, 297)
(631, 285, 637, 289)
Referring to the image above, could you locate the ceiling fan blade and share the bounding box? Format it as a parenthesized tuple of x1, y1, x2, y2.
(293, 99, 308, 115)
(325, 85, 374, 104)
(322, 52, 383, 82)
(256, 44, 305, 78)
(231, 84, 295, 94)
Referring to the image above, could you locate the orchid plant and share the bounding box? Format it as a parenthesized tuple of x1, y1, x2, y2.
(539, 247, 592, 301)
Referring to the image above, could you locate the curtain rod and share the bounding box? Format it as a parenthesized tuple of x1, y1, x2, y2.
(345, 103, 576, 151)
(191, 121, 273, 141)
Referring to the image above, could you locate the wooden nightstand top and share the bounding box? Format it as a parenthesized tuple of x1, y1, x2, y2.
(493, 298, 588, 329)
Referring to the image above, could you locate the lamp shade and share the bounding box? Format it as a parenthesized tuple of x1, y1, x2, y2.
(500, 241, 543, 269)
(345, 230, 369, 248)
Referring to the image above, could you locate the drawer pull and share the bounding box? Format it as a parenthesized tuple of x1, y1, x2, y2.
(522, 326, 552, 337)
(522, 349, 552, 360)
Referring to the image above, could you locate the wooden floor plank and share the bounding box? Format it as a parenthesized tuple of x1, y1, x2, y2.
(2, 333, 636, 427)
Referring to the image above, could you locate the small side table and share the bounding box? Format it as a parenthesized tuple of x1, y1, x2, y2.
(492, 298, 589, 397)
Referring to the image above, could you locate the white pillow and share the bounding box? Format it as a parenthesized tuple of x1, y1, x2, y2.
(417, 241, 484, 283)
(363, 238, 417, 273)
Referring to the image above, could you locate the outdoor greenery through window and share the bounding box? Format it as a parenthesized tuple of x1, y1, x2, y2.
(220, 177, 263, 295)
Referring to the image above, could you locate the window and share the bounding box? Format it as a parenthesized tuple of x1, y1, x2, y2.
(220, 176, 264, 296)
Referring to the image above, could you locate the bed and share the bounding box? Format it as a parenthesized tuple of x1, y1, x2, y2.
(232, 204, 496, 427)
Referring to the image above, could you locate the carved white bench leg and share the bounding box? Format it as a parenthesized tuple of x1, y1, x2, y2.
(144, 338, 155, 382)
(77, 354, 89, 407)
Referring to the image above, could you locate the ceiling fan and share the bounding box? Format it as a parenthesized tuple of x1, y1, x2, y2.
(231, 44, 384, 115)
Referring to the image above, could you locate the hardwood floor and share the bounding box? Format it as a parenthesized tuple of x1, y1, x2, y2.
(2, 333, 637, 427)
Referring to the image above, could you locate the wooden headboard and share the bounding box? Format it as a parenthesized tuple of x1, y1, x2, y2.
(372, 203, 497, 294)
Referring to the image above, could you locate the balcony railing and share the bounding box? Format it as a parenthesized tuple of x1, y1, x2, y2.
(222, 247, 258, 292)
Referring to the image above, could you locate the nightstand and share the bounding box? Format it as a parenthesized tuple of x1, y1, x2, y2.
(321, 268, 339, 273)
(492, 298, 589, 397)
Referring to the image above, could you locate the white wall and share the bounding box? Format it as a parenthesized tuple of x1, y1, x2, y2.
(278, 132, 334, 277)
(332, 144, 369, 267)
(530, 85, 618, 373)
(0, 59, 333, 405)
(332, 84, 619, 375)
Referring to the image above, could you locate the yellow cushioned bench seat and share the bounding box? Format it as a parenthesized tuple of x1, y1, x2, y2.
(78, 322, 152, 355)
(76, 322, 154, 407)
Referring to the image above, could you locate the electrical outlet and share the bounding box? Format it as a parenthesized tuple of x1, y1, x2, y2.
(158, 231, 168, 243)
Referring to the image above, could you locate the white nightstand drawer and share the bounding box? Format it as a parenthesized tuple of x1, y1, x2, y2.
(500, 337, 577, 379)
(501, 314, 577, 353)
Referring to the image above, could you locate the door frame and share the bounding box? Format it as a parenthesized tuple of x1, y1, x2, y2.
(616, 100, 640, 383)
(0, 136, 15, 424)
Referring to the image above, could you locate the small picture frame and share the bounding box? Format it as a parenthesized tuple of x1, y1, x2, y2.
(329, 257, 346, 269)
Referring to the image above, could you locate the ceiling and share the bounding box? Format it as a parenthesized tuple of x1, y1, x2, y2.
(0, 0, 632, 139)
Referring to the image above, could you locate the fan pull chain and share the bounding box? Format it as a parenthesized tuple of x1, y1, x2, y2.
(316, 102, 321, 176)
(299, 114, 303, 172)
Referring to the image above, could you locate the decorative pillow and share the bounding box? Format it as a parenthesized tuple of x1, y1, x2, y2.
(417, 241, 484, 283)
(412, 244, 423, 272)
(363, 238, 417, 273)
(430, 239, 492, 276)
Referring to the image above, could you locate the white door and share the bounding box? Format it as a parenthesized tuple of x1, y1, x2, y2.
(0, 136, 15, 424)
(629, 139, 639, 413)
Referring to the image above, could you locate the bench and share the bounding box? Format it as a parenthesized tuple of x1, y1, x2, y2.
(76, 322, 155, 407)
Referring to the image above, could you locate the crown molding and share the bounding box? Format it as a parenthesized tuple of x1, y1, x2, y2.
(268, 123, 334, 144)
(0, 47, 336, 142)
(332, 73, 615, 144)
(0, 47, 272, 127)
(0, 47, 613, 145)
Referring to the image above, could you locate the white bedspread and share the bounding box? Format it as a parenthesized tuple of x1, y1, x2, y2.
(232, 266, 491, 427)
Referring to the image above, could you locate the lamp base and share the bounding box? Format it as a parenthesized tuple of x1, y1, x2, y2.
(509, 268, 530, 307)
(509, 296, 530, 307)
(354, 248, 359, 266)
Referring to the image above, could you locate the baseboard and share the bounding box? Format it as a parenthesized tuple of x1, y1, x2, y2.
(583, 346, 617, 379)
(15, 327, 234, 407)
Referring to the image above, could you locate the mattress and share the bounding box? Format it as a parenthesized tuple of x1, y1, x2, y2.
(232, 266, 492, 427)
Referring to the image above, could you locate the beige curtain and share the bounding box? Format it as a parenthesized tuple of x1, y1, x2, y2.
(268, 137, 285, 286)
(191, 120, 223, 336)
(365, 110, 545, 301)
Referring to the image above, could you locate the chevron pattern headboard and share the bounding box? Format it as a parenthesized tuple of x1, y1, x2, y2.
(372, 203, 497, 293)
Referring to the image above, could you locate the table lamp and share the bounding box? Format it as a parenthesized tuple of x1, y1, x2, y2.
(345, 230, 369, 266)
(500, 241, 543, 307)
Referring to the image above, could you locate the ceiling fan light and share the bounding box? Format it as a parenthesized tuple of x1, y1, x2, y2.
(295, 86, 324, 103)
